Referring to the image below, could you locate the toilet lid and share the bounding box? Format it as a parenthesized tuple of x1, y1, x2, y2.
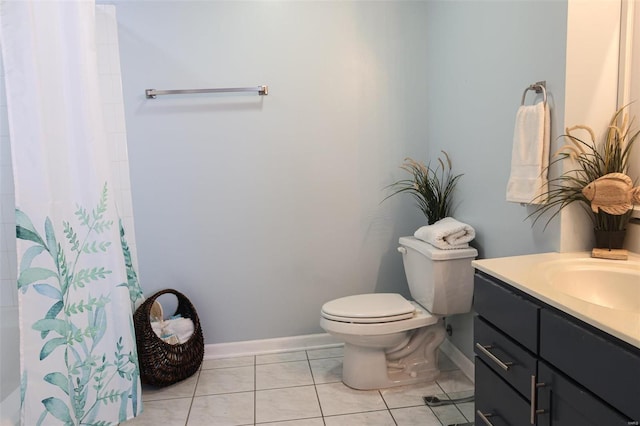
(321, 293, 415, 324)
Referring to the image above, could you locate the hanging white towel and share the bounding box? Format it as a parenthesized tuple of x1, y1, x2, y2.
(414, 217, 476, 250)
(506, 101, 550, 204)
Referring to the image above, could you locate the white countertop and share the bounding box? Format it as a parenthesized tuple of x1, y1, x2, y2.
(473, 251, 640, 349)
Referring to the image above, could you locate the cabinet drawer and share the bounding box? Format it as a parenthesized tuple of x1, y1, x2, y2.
(474, 272, 540, 353)
(537, 361, 632, 426)
(474, 316, 537, 399)
(540, 309, 640, 421)
(475, 358, 531, 426)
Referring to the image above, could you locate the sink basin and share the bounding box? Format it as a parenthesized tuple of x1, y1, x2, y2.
(543, 258, 640, 312)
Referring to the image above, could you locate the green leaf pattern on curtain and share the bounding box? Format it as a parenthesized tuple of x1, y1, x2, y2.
(16, 183, 143, 425)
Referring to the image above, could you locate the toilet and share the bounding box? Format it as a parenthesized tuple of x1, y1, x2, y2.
(320, 236, 477, 390)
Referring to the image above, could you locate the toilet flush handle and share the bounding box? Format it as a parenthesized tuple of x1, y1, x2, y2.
(397, 247, 407, 254)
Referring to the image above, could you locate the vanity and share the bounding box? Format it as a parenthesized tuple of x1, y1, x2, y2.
(472, 252, 640, 426)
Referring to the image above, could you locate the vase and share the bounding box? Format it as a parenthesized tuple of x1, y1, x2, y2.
(594, 229, 626, 250)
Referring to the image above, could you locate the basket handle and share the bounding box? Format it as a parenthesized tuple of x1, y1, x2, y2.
(142, 289, 197, 320)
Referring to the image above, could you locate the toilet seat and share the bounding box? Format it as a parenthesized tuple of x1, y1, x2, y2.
(320, 300, 439, 336)
(321, 293, 416, 324)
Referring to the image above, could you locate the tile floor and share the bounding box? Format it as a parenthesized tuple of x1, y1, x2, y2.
(123, 346, 475, 426)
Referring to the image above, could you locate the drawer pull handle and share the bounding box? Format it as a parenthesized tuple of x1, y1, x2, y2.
(530, 375, 546, 424)
(475, 343, 513, 371)
(476, 410, 496, 426)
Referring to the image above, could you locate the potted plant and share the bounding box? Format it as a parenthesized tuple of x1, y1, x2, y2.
(531, 105, 640, 249)
(385, 151, 462, 225)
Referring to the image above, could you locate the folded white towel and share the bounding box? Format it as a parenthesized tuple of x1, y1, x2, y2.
(151, 317, 195, 344)
(506, 101, 550, 204)
(414, 217, 476, 250)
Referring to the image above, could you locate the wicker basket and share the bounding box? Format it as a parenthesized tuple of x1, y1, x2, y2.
(133, 289, 204, 387)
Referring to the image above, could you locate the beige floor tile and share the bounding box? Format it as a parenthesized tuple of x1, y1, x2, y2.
(195, 365, 254, 396)
(315, 382, 387, 417)
(435, 369, 474, 394)
(324, 410, 396, 426)
(137, 349, 474, 426)
(141, 372, 199, 401)
(391, 405, 443, 426)
(431, 404, 468, 425)
(202, 355, 255, 370)
(257, 418, 325, 425)
(256, 351, 307, 364)
(309, 357, 342, 384)
(306, 346, 344, 360)
(256, 360, 314, 390)
(188, 392, 254, 426)
(122, 397, 191, 425)
(380, 381, 443, 409)
(255, 385, 322, 423)
(457, 401, 475, 422)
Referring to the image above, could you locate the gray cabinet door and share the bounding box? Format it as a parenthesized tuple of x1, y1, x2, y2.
(536, 361, 632, 426)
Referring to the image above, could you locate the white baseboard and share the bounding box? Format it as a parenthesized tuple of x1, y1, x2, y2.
(205, 333, 475, 383)
(204, 333, 342, 359)
(440, 338, 474, 383)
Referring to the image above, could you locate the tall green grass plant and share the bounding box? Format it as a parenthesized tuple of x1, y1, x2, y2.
(385, 151, 462, 225)
(531, 105, 639, 231)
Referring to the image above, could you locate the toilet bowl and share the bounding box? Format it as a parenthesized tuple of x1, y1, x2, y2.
(320, 294, 445, 389)
(320, 237, 477, 390)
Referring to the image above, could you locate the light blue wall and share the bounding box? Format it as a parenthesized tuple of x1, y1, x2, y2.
(111, 1, 568, 348)
(113, 1, 433, 344)
(423, 0, 568, 357)
(423, 0, 566, 260)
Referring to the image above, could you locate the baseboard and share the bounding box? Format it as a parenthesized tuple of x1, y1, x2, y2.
(205, 333, 475, 383)
(204, 333, 342, 359)
(440, 338, 475, 383)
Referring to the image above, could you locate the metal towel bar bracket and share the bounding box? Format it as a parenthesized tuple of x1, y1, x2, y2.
(145, 85, 268, 99)
(521, 81, 546, 106)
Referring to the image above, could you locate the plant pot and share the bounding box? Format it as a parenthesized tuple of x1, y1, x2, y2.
(594, 229, 626, 250)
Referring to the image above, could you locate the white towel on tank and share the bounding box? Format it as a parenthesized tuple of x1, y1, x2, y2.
(414, 217, 476, 250)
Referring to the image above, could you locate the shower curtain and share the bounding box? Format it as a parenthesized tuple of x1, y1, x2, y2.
(0, 1, 144, 424)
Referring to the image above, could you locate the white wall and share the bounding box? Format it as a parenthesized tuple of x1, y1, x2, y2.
(630, 0, 640, 187)
(561, 0, 623, 252)
(619, 0, 640, 186)
(113, 1, 432, 344)
(619, 0, 640, 254)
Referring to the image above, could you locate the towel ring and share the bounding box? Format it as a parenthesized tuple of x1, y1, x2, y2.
(521, 81, 547, 106)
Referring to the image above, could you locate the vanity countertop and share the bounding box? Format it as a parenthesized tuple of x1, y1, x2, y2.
(473, 251, 640, 349)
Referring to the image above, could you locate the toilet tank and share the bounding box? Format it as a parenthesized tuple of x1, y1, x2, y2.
(398, 236, 478, 315)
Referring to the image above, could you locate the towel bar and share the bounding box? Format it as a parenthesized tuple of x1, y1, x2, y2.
(521, 81, 546, 106)
(145, 85, 268, 99)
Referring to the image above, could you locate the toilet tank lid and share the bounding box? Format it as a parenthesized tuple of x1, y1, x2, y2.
(399, 236, 478, 260)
